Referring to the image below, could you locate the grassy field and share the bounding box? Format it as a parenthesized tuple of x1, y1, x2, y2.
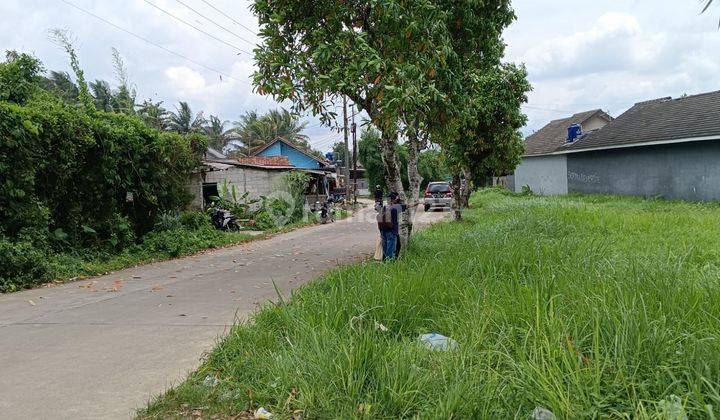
(139, 190, 720, 419)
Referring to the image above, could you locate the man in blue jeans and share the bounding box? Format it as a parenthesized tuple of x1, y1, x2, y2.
(377, 192, 404, 260)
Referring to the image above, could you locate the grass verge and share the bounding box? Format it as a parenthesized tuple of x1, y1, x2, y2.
(139, 190, 720, 418)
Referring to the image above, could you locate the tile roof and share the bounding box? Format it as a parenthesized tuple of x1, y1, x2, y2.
(523, 109, 612, 156)
(566, 90, 720, 152)
(236, 156, 292, 167)
(251, 137, 330, 166)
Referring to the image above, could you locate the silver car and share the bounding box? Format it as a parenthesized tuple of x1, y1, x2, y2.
(423, 182, 453, 211)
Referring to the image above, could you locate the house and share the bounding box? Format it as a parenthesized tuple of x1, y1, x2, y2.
(188, 138, 336, 210)
(252, 137, 330, 170)
(514, 90, 720, 201)
(187, 154, 297, 210)
(514, 109, 613, 195)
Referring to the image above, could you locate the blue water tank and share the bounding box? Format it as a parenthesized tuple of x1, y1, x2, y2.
(325, 152, 334, 161)
(567, 124, 582, 143)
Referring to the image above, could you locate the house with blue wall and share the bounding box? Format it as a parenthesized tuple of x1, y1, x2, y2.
(253, 138, 329, 170)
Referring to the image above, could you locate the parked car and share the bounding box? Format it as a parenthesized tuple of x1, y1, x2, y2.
(423, 182, 453, 211)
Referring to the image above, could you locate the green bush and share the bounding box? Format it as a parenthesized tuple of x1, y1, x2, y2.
(0, 237, 50, 292)
(180, 211, 211, 230)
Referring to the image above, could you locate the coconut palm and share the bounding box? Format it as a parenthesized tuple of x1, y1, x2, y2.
(168, 101, 206, 134)
(231, 108, 309, 154)
(137, 100, 170, 131)
(89, 80, 113, 112)
(42, 71, 79, 104)
(205, 115, 237, 152)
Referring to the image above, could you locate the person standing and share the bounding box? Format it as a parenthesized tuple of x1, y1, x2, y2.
(377, 192, 402, 261)
(374, 185, 383, 204)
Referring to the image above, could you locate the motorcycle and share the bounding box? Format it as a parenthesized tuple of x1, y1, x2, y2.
(211, 208, 241, 231)
(318, 200, 335, 224)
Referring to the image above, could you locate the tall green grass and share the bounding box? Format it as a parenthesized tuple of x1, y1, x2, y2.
(140, 190, 720, 419)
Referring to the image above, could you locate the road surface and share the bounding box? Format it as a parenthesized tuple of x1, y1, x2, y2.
(0, 204, 447, 419)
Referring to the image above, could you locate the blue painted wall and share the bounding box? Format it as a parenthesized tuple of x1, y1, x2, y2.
(257, 141, 321, 169)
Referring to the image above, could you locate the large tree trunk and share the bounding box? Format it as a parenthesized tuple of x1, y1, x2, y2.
(451, 173, 463, 221)
(460, 166, 473, 208)
(379, 128, 411, 248)
(406, 130, 425, 209)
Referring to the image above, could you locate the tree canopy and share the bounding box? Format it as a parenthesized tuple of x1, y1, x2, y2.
(251, 0, 517, 201)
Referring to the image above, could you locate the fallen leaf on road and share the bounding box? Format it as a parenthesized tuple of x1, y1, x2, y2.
(132, 275, 141, 279)
(28, 300, 36, 306)
(178, 313, 187, 317)
(106, 280, 123, 292)
(151, 285, 164, 292)
(166, 295, 175, 298)
(79, 281, 98, 289)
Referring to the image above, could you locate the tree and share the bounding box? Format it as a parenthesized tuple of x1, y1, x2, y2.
(0, 51, 43, 104)
(251, 0, 516, 241)
(137, 100, 169, 131)
(168, 101, 206, 134)
(205, 115, 236, 152)
(441, 63, 531, 219)
(231, 108, 309, 154)
(41, 71, 79, 105)
(89, 79, 114, 111)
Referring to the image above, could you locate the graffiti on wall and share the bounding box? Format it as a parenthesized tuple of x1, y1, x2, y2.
(569, 171, 600, 184)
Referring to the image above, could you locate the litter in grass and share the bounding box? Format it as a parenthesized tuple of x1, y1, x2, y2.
(419, 333, 458, 351)
(657, 395, 687, 420)
(203, 375, 219, 387)
(530, 406, 556, 420)
(254, 407, 273, 419)
(375, 321, 389, 332)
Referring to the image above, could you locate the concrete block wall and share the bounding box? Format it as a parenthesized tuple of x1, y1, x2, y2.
(204, 167, 286, 200)
(514, 155, 568, 195)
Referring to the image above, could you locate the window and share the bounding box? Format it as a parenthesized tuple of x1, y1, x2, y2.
(428, 183, 451, 193)
(202, 183, 219, 208)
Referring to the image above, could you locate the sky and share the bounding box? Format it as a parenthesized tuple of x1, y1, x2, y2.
(1, 0, 719, 151)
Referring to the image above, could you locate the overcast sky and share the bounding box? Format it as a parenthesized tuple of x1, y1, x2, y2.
(2, 0, 719, 151)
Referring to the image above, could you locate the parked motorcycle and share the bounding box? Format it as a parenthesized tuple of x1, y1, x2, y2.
(318, 200, 335, 224)
(211, 208, 241, 231)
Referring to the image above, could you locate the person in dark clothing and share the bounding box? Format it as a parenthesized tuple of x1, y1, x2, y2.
(377, 192, 405, 260)
(374, 185, 383, 204)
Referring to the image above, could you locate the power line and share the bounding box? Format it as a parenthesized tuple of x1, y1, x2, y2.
(142, 0, 252, 55)
(174, 0, 256, 48)
(197, 0, 258, 37)
(60, 0, 250, 85)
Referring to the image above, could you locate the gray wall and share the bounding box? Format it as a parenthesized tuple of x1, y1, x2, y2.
(567, 141, 720, 201)
(187, 167, 287, 210)
(514, 155, 568, 195)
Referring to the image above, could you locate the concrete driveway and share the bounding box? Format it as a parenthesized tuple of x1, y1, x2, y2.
(0, 204, 447, 419)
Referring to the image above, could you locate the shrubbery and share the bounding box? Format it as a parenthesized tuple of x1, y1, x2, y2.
(0, 52, 205, 292)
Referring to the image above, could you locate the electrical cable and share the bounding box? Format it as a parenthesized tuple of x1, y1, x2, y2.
(142, 0, 252, 55)
(60, 0, 250, 85)
(174, 0, 256, 47)
(197, 0, 258, 37)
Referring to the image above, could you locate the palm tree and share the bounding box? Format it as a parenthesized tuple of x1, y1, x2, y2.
(231, 108, 309, 154)
(137, 100, 170, 131)
(205, 115, 237, 152)
(42, 71, 79, 104)
(701, 0, 718, 26)
(89, 80, 113, 112)
(168, 101, 206, 134)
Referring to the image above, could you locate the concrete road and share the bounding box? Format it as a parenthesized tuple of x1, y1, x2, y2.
(0, 204, 447, 420)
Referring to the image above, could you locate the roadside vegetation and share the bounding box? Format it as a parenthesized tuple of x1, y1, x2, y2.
(141, 189, 720, 419)
(0, 47, 329, 293)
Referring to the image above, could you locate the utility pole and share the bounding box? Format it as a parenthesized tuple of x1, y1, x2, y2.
(351, 105, 358, 204)
(342, 96, 352, 203)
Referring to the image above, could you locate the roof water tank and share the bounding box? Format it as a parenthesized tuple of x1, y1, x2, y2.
(567, 124, 582, 143)
(325, 152, 334, 161)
